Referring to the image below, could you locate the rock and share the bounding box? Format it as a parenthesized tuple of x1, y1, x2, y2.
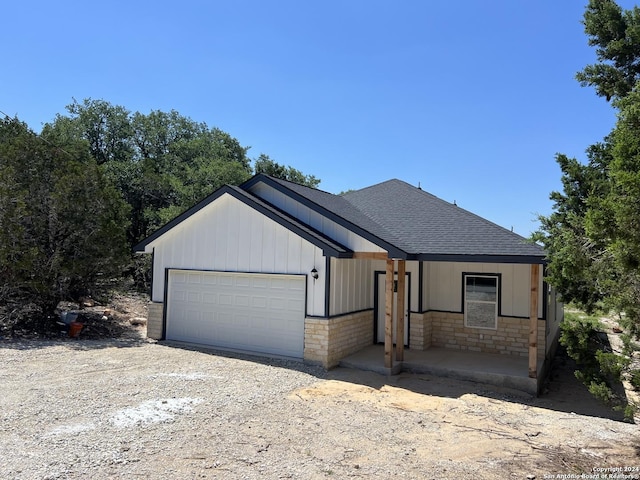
(130, 317, 147, 326)
(80, 297, 95, 308)
(103, 309, 112, 316)
(101, 316, 108, 322)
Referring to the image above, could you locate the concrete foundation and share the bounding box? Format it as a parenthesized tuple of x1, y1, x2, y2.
(339, 345, 542, 395)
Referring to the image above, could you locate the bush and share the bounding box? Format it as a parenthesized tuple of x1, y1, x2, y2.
(560, 311, 635, 419)
(630, 369, 640, 391)
(0, 117, 130, 334)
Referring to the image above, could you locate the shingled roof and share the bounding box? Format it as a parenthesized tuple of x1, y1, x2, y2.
(136, 174, 545, 264)
(249, 175, 545, 263)
(343, 179, 544, 261)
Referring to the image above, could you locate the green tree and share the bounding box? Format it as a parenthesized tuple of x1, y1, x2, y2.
(45, 100, 254, 245)
(0, 117, 130, 331)
(536, 0, 640, 334)
(44, 99, 323, 262)
(577, 0, 640, 101)
(254, 153, 321, 188)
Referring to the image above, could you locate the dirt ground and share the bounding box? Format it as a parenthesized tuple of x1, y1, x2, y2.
(1, 297, 639, 479)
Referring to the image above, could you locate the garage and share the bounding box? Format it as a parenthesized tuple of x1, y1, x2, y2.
(166, 270, 306, 358)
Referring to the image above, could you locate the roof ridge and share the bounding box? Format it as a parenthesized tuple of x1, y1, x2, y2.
(341, 177, 543, 257)
(259, 173, 337, 196)
(410, 183, 533, 242)
(250, 174, 408, 257)
(343, 178, 404, 196)
(353, 177, 533, 242)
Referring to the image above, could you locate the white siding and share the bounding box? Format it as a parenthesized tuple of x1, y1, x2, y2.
(151, 193, 326, 316)
(369, 260, 420, 313)
(425, 262, 543, 318)
(329, 258, 375, 316)
(249, 183, 385, 253)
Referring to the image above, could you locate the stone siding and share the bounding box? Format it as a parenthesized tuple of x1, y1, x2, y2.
(428, 312, 546, 360)
(147, 302, 164, 340)
(409, 312, 431, 350)
(304, 310, 373, 368)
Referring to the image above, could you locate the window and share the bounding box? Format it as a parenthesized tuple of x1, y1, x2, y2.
(464, 275, 498, 329)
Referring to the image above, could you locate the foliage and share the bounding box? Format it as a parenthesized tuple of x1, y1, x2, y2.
(1, 98, 322, 333)
(535, 0, 640, 336)
(630, 369, 640, 390)
(46, 100, 322, 253)
(44, 99, 255, 245)
(559, 312, 605, 364)
(254, 153, 321, 188)
(559, 312, 634, 419)
(0, 117, 130, 331)
(577, 0, 640, 102)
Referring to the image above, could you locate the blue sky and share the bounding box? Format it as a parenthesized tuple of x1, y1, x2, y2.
(2, 1, 633, 236)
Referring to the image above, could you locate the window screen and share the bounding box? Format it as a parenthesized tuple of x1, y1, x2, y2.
(464, 275, 498, 329)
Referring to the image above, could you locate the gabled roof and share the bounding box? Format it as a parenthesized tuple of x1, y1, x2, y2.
(133, 185, 351, 257)
(244, 174, 545, 264)
(136, 174, 546, 264)
(242, 175, 407, 258)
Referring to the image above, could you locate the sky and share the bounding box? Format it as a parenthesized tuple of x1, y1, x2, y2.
(2, 0, 635, 237)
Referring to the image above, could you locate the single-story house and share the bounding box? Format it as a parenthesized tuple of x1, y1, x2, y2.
(134, 174, 563, 392)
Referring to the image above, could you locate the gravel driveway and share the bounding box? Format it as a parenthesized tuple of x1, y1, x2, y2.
(1, 337, 638, 479)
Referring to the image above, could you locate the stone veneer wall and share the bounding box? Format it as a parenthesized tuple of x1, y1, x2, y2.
(409, 312, 431, 350)
(425, 312, 546, 360)
(304, 310, 373, 368)
(147, 302, 164, 340)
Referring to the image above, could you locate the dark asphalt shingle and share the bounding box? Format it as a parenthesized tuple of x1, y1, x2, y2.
(259, 176, 544, 260)
(342, 179, 544, 258)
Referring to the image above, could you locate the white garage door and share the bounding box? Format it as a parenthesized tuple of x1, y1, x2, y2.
(166, 270, 306, 358)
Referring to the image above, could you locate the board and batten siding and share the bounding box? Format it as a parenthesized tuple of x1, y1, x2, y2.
(150, 193, 326, 317)
(328, 259, 421, 317)
(370, 259, 421, 313)
(425, 262, 544, 318)
(248, 183, 385, 253)
(329, 258, 375, 316)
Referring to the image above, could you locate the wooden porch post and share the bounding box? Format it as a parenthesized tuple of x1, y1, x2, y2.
(385, 259, 395, 369)
(528, 264, 540, 379)
(395, 259, 406, 362)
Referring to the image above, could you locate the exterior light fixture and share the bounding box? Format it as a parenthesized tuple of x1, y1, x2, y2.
(310, 268, 319, 280)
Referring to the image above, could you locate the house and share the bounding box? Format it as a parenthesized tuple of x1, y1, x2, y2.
(134, 174, 563, 393)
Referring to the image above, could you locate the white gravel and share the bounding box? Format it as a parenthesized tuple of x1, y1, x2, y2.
(1, 338, 638, 479)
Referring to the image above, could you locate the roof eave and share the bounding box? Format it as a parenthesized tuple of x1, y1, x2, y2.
(241, 174, 408, 259)
(415, 253, 547, 265)
(133, 184, 351, 258)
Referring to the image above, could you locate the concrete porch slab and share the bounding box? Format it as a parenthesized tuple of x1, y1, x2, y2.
(339, 345, 542, 395)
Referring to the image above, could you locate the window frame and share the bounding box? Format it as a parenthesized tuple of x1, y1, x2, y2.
(463, 273, 500, 330)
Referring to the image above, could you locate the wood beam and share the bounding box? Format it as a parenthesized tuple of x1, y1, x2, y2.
(529, 264, 540, 379)
(385, 259, 394, 369)
(395, 259, 406, 361)
(352, 252, 389, 260)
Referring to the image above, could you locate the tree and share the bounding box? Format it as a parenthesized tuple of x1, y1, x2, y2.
(254, 153, 321, 188)
(0, 117, 130, 331)
(536, 0, 640, 335)
(45, 100, 254, 245)
(41, 99, 322, 292)
(577, 0, 640, 101)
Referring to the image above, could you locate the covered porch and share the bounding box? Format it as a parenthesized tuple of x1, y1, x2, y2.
(339, 344, 543, 395)
(366, 258, 545, 394)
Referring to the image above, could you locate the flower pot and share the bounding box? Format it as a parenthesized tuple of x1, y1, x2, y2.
(68, 322, 83, 338)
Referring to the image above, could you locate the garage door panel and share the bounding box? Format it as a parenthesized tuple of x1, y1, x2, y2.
(166, 270, 305, 358)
